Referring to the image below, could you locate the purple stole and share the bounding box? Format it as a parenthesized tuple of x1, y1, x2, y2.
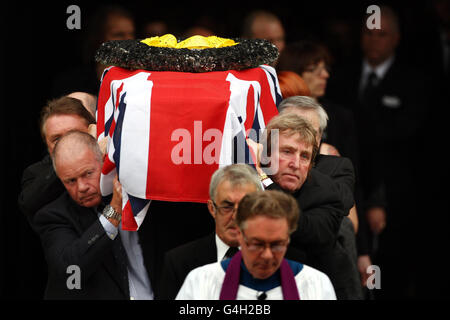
(219, 251, 300, 300)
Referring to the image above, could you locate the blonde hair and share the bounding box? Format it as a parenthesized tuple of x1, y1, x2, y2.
(262, 112, 318, 166)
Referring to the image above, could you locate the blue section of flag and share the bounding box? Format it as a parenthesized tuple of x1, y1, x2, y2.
(252, 93, 262, 142)
(113, 92, 127, 175)
(128, 195, 150, 217)
(267, 71, 283, 107)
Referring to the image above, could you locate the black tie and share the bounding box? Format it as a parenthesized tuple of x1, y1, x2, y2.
(223, 247, 239, 260)
(113, 233, 130, 297)
(361, 71, 379, 106)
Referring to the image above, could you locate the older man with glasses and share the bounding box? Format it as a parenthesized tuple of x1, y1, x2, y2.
(157, 164, 262, 299)
(176, 190, 336, 300)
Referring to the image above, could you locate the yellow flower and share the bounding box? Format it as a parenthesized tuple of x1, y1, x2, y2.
(140, 34, 238, 49)
(141, 34, 177, 48)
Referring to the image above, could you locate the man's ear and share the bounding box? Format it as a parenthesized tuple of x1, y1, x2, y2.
(207, 200, 216, 219)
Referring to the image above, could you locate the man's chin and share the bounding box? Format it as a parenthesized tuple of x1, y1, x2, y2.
(253, 266, 277, 279)
(224, 229, 240, 243)
(79, 196, 101, 208)
(279, 181, 301, 193)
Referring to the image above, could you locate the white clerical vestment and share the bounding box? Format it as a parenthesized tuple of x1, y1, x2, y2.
(176, 259, 336, 300)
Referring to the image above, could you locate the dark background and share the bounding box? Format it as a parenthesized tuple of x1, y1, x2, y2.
(0, 0, 446, 299)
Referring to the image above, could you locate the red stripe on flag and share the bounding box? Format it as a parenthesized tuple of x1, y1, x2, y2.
(244, 84, 255, 135)
(98, 67, 148, 138)
(145, 71, 231, 203)
(102, 154, 116, 175)
(108, 83, 124, 138)
(229, 68, 279, 125)
(121, 200, 138, 231)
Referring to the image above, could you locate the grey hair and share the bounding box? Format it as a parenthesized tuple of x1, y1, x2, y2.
(52, 130, 103, 173)
(209, 164, 262, 201)
(278, 96, 329, 134)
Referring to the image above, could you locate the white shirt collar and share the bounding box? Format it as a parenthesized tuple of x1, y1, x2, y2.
(215, 234, 240, 262)
(359, 55, 395, 96)
(362, 55, 395, 81)
(215, 234, 230, 262)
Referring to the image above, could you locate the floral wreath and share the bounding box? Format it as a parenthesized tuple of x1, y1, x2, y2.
(95, 34, 279, 73)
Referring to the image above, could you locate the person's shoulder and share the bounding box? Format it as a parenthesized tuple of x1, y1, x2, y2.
(176, 261, 224, 299)
(301, 169, 337, 199)
(386, 57, 429, 84)
(35, 192, 76, 222)
(300, 168, 343, 208)
(295, 263, 337, 299)
(165, 233, 214, 259)
(22, 155, 52, 174)
(316, 155, 354, 172)
(304, 167, 335, 187)
(185, 261, 224, 280)
(285, 259, 304, 276)
(296, 263, 331, 282)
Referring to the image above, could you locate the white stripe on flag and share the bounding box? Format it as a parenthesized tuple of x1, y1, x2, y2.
(260, 65, 282, 104)
(101, 136, 116, 196)
(226, 72, 261, 132)
(117, 72, 153, 199)
(219, 106, 242, 168)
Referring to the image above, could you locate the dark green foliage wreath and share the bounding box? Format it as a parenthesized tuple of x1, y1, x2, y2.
(95, 38, 279, 73)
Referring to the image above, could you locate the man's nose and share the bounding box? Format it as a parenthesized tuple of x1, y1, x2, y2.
(77, 178, 89, 193)
(230, 205, 239, 221)
(289, 154, 300, 169)
(260, 246, 274, 259)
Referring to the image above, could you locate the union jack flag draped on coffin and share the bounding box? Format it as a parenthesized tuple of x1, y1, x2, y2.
(96, 65, 281, 231)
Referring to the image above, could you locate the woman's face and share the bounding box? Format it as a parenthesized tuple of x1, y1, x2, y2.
(301, 60, 330, 99)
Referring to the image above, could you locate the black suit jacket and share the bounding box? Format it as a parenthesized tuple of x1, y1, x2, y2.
(267, 168, 364, 299)
(314, 155, 355, 213)
(157, 233, 217, 300)
(314, 155, 363, 299)
(18, 155, 65, 224)
(268, 168, 344, 264)
(327, 57, 429, 256)
(327, 57, 427, 209)
(34, 192, 129, 299)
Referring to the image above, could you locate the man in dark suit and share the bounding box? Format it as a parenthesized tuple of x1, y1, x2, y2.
(157, 164, 262, 299)
(34, 131, 151, 299)
(326, 6, 430, 298)
(18, 96, 96, 223)
(278, 96, 356, 212)
(275, 39, 370, 291)
(248, 112, 348, 299)
(276, 96, 363, 299)
(17, 96, 96, 299)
